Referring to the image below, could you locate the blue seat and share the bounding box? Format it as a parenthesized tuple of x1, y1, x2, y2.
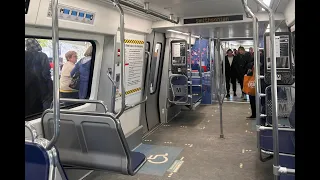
(280, 154, 295, 169)
(25, 142, 50, 180)
(130, 152, 147, 174)
(260, 128, 295, 154)
(279, 154, 295, 180)
(192, 78, 201, 85)
(280, 175, 295, 180)
(25, 139, 68, 180)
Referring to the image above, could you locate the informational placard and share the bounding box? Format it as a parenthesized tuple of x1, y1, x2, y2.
(116, 39, 144, 99)
(171, 41, 186, 66)
(125, 39, 144, 92)
(265, 35, 290, 69)
(172, 43, 181, 58)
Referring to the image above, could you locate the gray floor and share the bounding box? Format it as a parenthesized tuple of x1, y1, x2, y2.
(84, 103, 274, 180)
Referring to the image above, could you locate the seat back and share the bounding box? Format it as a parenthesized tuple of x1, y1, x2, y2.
(169, 74, 189, 104)
(41, 110, 132, 175)
(265, 85, 295, 126)
(289, 102, 295, 128)
(25, 138, 68, 180)
(25, 142, 50, 180)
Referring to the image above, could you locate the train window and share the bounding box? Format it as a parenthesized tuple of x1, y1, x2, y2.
(149, 42, 162, 94)
(25, 37, 95, 120)
(25, 0, 30, 14)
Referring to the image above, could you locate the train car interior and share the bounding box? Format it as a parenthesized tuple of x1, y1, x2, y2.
(25, 0, 295, 179)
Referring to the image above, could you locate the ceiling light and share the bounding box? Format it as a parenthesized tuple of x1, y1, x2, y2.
(261, 0, 271, 11)
(265, 23, 270, 32)
(166, 29, 200, 38)
(167, 29, 182, 34)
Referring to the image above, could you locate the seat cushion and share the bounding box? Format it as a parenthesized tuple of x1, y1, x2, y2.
(25, 142, 50, 180)
(130, 151, 146, 171)
(280, 154, 295, 169)
(280, 175, 295, 180)
(260, 129, 295, 154)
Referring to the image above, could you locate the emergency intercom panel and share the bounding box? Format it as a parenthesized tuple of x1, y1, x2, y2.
(264, 32, 294, 85)
(171, 40, 188, 74)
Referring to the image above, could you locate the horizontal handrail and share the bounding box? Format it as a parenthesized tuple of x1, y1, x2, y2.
(278, 166, 295, 175)
(55, 98, 108, 113)
(259, 126, 295, 132)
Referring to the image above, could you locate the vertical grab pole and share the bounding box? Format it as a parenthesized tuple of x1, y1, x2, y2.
(221, 44, 226, 96)
(199, 37, 203, 100)
(215, 38, 224, 138)
(144, 51, 151, 98)
(113, 0, 126, 119)
(241, 0, 261, 146)
(46, 0, 60, 150)
(210, 38, 215, 103)
(189, 33, 192, 103)
(219, 39, 225, 138)
(254, 18, 261, 127)
(253, 0, 279, 179)
(214, 40, 220, 104)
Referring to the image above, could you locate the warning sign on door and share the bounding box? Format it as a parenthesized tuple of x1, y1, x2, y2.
(116, 39, 145, 99)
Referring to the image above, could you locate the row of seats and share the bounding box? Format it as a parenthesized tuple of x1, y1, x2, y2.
(42, 110, 146, 175)
(259, 85, 295, 180)
(26, 109, 147, 180)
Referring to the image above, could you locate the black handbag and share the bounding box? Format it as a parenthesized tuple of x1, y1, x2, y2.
(69, 71, 80, 90)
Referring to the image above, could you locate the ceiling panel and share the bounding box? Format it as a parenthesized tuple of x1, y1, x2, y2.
(137, 0, 289, 18)
(98, 0, 290, 39)
(156, 20, 276, 39)
(99, 0, 290, 23)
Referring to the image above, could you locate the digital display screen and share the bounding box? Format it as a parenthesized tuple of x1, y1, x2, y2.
(71, 11, 77, 16)
(184, 15, 243, 24)
(63, 9, 70, 14)
(78, 12, 84, 17)
(85, 14, 92, 19)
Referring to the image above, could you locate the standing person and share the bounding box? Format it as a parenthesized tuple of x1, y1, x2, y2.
(246, 62, 256, 119)
(224, 49, 238, 98)
(247, 49, 266, 120)
(60, 51, 79, 99)
(25, 38, 53, 116)
(249, 47, 254, 58)
(233, 49, 238, 56)
(234, 46, 252, 100)
(71, 46, 93, 99)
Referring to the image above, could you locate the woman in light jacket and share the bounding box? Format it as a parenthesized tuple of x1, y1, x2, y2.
(71, 46, 93, 99)
(60, 51, 79, 99)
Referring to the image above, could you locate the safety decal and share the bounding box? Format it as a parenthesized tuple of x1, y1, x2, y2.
(124, 39, 144, 44)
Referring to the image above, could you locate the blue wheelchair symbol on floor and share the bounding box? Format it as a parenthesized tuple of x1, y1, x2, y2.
(134, 144, 183, 176)
(147, 153, 169, 164)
